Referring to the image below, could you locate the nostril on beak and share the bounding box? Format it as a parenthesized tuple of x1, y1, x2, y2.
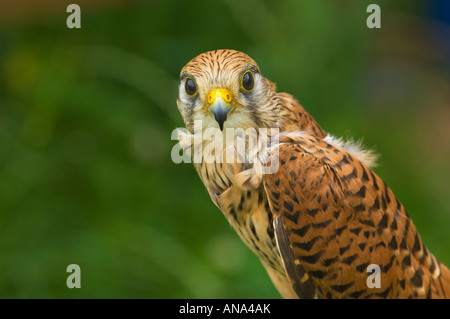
(207, 88, 233, 105)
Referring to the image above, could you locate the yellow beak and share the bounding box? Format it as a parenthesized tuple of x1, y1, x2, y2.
(206, 88, 233, 131)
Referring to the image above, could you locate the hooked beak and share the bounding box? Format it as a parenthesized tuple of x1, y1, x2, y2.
(207, 88, 233, 131)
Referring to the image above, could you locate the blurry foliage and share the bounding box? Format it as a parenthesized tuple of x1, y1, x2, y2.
(0, 0, 449, 298)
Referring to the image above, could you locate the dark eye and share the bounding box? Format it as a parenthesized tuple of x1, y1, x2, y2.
(185, 77, 197, 96)
(241, 70, 255, 91)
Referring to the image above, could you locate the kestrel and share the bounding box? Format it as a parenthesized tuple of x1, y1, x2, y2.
(176, 49, 450, 298)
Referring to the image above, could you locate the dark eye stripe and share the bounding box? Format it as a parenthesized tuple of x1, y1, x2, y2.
(241, 70, 255, 91)
(185, 77, 197, 96)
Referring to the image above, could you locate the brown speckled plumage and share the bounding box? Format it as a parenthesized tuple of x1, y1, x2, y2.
(176, 49, 450, 298)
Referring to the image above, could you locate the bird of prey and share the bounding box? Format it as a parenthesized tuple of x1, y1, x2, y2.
(176, 49, 450, 298)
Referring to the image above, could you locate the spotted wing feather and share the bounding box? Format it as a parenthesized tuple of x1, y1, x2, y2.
(264, 132, 450, 298)
(274, 216, 317, 298)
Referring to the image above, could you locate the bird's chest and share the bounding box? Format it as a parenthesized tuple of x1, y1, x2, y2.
(224, 189, 284, 273)
(196, 162, 284, 274)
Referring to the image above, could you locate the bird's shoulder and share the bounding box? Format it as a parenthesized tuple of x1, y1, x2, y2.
(274, 93, 326, 139)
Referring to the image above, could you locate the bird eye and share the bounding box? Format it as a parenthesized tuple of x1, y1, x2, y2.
(241, 70, 255, 92)
(185, 77, 197, 96)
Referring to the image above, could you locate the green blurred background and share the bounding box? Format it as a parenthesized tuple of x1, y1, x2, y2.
(0, 0, 449, 298)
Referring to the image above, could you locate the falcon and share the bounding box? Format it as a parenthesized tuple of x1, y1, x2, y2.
(176, 49, 450, 298)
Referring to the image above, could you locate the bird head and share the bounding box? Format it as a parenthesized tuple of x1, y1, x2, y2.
(177, 49, 278, 133)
